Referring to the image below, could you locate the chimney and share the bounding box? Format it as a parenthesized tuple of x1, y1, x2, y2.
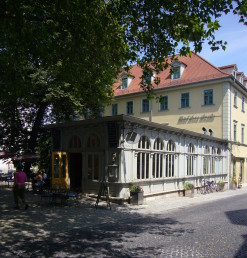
(202, 127, 207, 135)
(209, 129, 214, 137)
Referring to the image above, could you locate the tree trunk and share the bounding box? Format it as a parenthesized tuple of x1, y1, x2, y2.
(24, 102, 47, 176)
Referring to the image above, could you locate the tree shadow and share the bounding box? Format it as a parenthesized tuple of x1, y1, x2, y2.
(225, 209, 247, 258)
(0, 185, 194, 257)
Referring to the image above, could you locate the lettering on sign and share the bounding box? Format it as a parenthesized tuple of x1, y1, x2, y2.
(178, 114, 215, 123)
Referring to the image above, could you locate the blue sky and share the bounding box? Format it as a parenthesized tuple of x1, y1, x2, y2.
(200, 12, 247, 74)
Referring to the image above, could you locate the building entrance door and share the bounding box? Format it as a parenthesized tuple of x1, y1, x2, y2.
(52, 152, 69, 189)
(69, 153, 82, 191)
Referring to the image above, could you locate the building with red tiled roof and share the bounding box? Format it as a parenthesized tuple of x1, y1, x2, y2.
(104, 51, 247, 186)
(113, 52, 231, 97)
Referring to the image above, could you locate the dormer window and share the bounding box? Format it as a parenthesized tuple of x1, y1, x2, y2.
(172, 65, 181, 79)
(171, 61, 186, 80)
(240, 76, 244, 84)
(233, 70, 237, 78)
(143, 74, 152, 85)
(120, 73, 133, 89)
(121, 75, 128, 89)
(142, 70, 155, 85)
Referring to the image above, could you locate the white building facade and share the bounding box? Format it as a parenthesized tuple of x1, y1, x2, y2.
(47, 115, 228, 199)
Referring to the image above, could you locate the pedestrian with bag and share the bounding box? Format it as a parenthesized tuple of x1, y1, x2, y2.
(13, 164, 28, 210)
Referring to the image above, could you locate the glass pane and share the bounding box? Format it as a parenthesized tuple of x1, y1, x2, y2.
(88, 155, 92, 179)
(54, 154, 60, 178)
(61, 154, 66, 178)
(146, 153, 149, 178)
(94, 155, 99, 180)
(137, 153, 140, 179)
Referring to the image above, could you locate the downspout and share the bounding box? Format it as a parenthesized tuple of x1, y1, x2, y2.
(229, 82, 232, 189)
(149, 98, 152, 122)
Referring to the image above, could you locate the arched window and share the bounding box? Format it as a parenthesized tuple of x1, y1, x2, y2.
(138, 135, 150, 149)
(215, 148, 222, 174)
(203, 145, 210, 175)
(217, 148, 221, 155)
(187, 143, 195, 176)
(166, 140, 175, 177)
(87, 134, 100, 148)
(211, 147, 216, 174)
(137, 136, 150, 179)
(69, 135, 81, 149)
(87, 134, 100, 180)
(153, 138, 164, 178)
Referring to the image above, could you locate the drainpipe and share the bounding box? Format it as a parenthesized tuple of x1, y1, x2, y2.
(149, 98, 152, 122)
(229, 83, 232, 189)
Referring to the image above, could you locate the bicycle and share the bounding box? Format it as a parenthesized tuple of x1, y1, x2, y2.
(209, 181, 218, 192)
(200, 180, 210, 194)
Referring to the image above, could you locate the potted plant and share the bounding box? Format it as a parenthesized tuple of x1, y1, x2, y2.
(217, 181, 225, 191)
(184, 182, 195, 197)
(129, 183, 143, 205)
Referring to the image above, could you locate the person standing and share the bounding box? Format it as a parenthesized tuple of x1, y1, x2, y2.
(13, 164, 28, 210)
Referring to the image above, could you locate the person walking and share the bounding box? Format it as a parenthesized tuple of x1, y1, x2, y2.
(13, 164, 28, 210)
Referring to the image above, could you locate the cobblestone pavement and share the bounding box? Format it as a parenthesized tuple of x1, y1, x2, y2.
(1, 183, 247, 257)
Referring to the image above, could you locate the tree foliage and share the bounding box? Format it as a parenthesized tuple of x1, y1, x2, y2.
(0, 0, 127, 156)
(108, 0, 247, 93)
(0, 0, 246, 164)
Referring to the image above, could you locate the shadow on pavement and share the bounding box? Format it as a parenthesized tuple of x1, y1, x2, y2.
(0, 185, 194, 257)
(226, 209, 247, 258)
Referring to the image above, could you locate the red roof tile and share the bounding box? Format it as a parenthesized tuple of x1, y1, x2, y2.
(113, 52, 230, 97)
(218, 64, 237, 69)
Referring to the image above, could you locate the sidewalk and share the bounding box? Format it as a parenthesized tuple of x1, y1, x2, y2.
(126, 183, 247, 215)
(1, 183, 247, 229)
(1, 183, 247, 257)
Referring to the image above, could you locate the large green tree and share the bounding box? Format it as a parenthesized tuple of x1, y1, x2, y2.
(0, 0, 127, 157)
(0, 0, 246, 168)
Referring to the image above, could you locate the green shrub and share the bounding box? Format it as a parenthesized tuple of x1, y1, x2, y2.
(129, 183, 143, 193)
(184, 182, 194, 190)
(217, 181, 225, 187)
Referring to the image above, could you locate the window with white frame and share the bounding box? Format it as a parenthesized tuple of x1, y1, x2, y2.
(121, 75, 128, 89)
(160, 96, 168, 111)
(234, 122, 237, 142)
(203, 145, 210, 175)
(217, 148, 221, 155)
(142, 99, 149, 113)
(216, 148, 222, 174)
(211, 147, 216, 174)
(203, 89, 213, 105)
(143, 74, 152, 85)
(137, 136, 150, 179)
(112, 103, 118, 116)
(172, 65, 181, 79)
(126, 101, 133, 115)
(153, 138, 164, 178)
(166, 140, 175, 177)
(181, 92, 190, 108)
(142, 68, 154, 85)
(241, 124, 245, 144)
(234, 91, 237, 107)
(240, 76, 244, 84)
(187, 143, 195, 176)
(242, 96, 245, 112)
